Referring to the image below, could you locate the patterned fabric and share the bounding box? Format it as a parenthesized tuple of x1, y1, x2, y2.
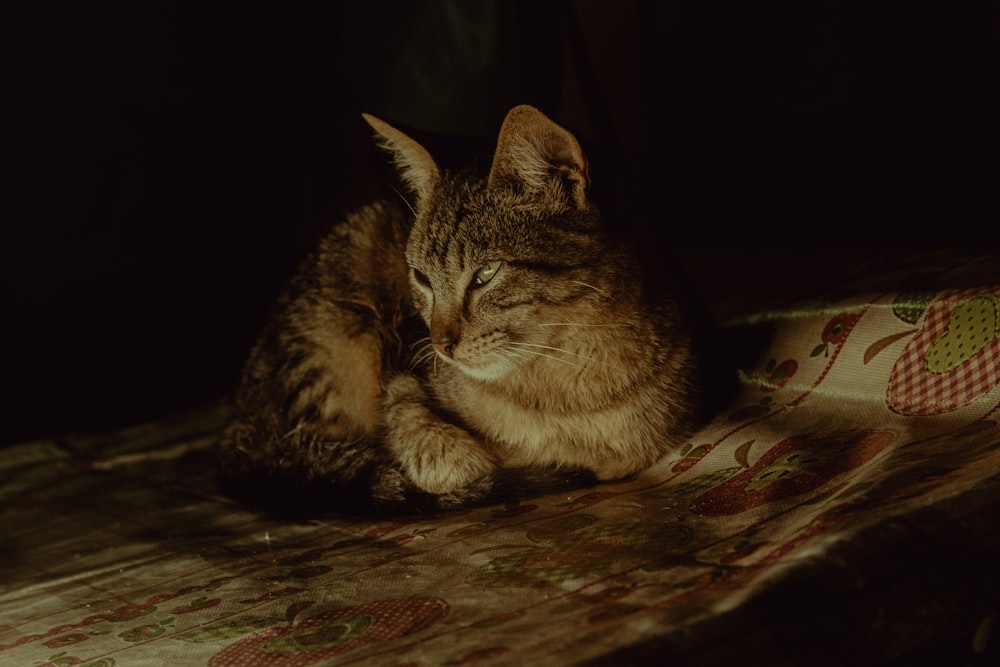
(3, 264, 1000, 665)
(887, 288, 1000, 415)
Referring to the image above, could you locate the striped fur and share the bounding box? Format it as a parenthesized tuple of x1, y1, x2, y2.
(219, 106, 703, 516)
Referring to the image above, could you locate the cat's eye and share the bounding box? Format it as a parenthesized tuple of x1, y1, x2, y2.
(472, 260, 502, 287)
(412, 268, 431, 287)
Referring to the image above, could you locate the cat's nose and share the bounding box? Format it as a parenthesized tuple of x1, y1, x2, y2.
(431, 337, 456, 358)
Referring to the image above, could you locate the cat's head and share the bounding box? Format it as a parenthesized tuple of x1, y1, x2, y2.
(364, 105, 609, 381)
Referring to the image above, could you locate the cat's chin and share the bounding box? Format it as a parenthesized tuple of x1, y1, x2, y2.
(451, 360, 516, 383)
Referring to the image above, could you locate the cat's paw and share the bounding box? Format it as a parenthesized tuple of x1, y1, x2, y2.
(590, 455, 646, 482)
(383, 375, 497, 494)
(399, 421, 497, 494)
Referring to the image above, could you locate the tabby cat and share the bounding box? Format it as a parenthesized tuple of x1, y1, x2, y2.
(219, 105, 705, 514)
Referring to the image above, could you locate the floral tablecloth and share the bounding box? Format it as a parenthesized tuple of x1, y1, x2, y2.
(3, 252, 999, 666)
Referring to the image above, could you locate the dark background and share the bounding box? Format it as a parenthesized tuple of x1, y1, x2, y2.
(7, 1, 998, 446)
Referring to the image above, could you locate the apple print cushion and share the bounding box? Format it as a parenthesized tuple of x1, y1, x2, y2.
(887, 287, 1000, 415)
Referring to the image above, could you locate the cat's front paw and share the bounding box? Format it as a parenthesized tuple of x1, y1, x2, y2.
(589, 454, 648, 482)
(383, 375, 497, 494)
(400, 422, 497, 494)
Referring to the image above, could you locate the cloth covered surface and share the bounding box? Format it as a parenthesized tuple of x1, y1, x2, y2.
(2, 251, 999, 666)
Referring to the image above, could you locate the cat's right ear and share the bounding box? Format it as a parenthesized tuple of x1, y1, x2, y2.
(487, 105, 589, 209)
(362, 113, 441, 209)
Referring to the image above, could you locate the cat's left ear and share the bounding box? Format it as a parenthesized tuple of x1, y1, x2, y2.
(362, 113, 441, 209)
(487, 105, 590, 208)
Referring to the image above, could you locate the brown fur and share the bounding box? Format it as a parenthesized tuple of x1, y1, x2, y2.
(219, 105, 704, 515)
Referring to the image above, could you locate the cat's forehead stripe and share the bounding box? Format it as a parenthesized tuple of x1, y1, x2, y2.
(419, 210, 464, 270)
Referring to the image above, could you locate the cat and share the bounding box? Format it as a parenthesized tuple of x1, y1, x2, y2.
(218, 104, 707, 515)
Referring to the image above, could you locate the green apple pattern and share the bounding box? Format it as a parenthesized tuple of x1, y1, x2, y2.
(924, 294, 999, 374)
(886, 288, 1000, 415)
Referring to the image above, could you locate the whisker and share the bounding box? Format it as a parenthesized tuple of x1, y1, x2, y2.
(537, 322, 633, 328)
(388, 183, 416, 216)
(409, 336, 431, 349)
(503, 349, 531, 363)
(408, 341, 436, 369)
(510, 341, 616, 369)
(508, 346, 585, 369)
(510, 341, 595, 362)
(569, 280, 609, 296)
(409, 349, 437, 371)
(498, 351, 522, 371)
